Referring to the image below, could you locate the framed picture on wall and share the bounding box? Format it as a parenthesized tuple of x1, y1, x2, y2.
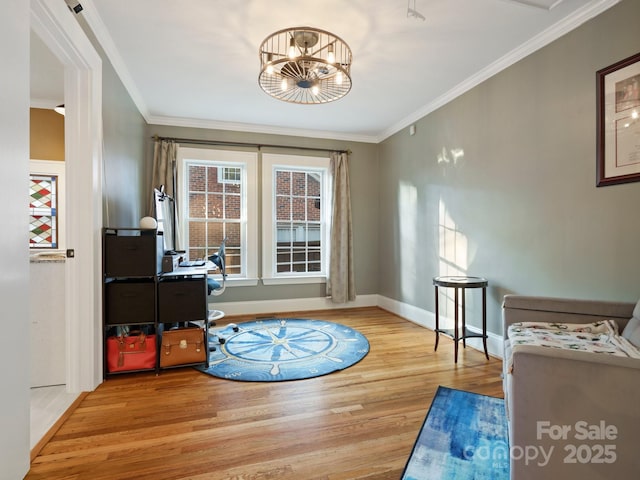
(596, 51, 640, 187)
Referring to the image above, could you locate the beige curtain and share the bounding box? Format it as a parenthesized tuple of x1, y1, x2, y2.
(149, 139, 177, 214)
(327, 151, 355, 303)
(149, 139, 181, 248)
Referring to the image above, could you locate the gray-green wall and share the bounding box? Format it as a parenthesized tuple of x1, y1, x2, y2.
(145, 124, 380, 302)
(101, 66, 147, 228)
(378, 0, 640, 334)
(77, 16, 147, 229)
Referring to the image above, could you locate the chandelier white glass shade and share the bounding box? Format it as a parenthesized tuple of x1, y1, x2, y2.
(259, 27, 352, 104)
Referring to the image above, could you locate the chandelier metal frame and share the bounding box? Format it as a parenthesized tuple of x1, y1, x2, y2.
(258, 26, 353, 104)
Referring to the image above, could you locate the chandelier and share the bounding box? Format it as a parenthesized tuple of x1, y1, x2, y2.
(258, 27, 353, 104)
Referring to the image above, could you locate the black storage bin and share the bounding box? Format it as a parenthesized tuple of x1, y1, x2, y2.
(104, 228, 163, 277)
(105, 280, 156, 325)
(158, 278, 207, 324)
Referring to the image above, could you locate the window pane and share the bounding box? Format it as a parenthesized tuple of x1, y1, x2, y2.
(292, 197, 305, 221)
(223, 222, 241, 275)
(263, 154, 329, 281)
(189, 165, 206, 191)
(308, 262, 321, 272)
(29, 175, 58, 249)
(186, 159, 246, 276)
(206, 222, 225, 248)
(276, 195, 290, 220)
(189, 221, 206, 250)
(207, 193, 223, 219)
(223, 167, 241, 182)
(205, 220, 241, 275)
(274, 162, 324, 277)
(189, 193, 206, 218)
(225, 182, 240, 194)
(275, 170, 290, 195)
(225, 194, 241, 220)
(207, 166, 223, 193)
(189, 247, 206, 260)
(292, 247, 306, 262)
(307, 198, 320, 220)
(292, 171, 306, 195)
(308, 174, 321, 197)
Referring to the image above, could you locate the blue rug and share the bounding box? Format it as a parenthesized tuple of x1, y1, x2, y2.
(402, 386, 509, 480)
(196, 318, 369, 381)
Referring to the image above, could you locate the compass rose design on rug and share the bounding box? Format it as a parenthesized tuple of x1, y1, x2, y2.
(196, 318, 370, 381)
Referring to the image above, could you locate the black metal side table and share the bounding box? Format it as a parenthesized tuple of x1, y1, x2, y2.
(433, 276, 489, 363)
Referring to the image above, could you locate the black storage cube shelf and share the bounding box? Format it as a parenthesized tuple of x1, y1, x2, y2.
(104, 229, 163, 277)
(105, 280, 155, 325)
(102, 227, 209, 375)
(158, 279, 207, 324)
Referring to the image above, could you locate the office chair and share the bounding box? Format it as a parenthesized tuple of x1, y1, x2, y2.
(207, 238, 226, 300)
(206, 239, 237, 349)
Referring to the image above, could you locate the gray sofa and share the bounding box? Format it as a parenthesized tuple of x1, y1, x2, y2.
(502, 295, 640, 480)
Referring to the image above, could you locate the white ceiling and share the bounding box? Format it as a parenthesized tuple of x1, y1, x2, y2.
(31, 0, 619, 143)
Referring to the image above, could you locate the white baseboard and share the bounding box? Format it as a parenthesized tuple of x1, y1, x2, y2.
(377, 295, 504, 359)
(208, 294, 378, 317)
(209, 293, 503, 358)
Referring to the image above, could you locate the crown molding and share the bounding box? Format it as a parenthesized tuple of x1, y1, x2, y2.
(147, 114, 380, 144)
(379, 0, 621, 142)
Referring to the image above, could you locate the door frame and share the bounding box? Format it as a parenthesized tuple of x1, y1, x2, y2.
(31, 0, 103, 392)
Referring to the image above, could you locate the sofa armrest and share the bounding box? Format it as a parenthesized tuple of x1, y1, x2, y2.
(507, 346, 640, 479)
(502, 295, 634, 339)
(510, 343, 640, 372)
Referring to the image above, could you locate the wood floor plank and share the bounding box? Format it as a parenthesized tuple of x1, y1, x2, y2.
(27, 307, 504, 480)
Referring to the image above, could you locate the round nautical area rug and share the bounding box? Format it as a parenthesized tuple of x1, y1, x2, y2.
(196, 318, 369, 382)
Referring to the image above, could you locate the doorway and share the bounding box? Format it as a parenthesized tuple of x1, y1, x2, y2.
(30, 0, 103, 448)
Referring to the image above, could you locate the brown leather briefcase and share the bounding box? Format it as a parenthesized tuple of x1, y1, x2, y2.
(160, 327, 206, 367)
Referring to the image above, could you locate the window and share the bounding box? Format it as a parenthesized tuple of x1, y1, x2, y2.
(29, 174, 59, 249)
(262, 153, 331, 285)
(177, 148, 258, 285)
(177, 149, 330, 287)
(218, 166, 241, 184)
(29, 160, 65, 251)
(274, 170, 322, 273)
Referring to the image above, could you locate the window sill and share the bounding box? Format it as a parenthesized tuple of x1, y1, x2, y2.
(262, 276, 327, 286)
(224, 277, 260, 287)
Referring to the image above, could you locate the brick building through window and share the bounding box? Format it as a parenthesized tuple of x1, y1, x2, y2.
(185, 164, 242, 274)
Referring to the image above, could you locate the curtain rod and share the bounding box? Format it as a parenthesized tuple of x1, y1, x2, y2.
(152, 135, 351, 155)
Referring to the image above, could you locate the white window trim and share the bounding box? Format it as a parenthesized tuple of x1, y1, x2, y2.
(261, 153, 331, 286)
(29, 159, 65, 253)
(176, 147, 259, 287)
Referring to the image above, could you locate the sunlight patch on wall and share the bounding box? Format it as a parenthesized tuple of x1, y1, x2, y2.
(437, 147, 465, 165)
(437, 197, 469, 323)
(438, 197, 468, 276)
(398, 182, 418, 301)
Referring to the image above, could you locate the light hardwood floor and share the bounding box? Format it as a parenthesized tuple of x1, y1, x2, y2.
(27, 307, 504, 480)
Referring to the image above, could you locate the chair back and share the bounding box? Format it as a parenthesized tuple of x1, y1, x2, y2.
(208, 238, 227, 296)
